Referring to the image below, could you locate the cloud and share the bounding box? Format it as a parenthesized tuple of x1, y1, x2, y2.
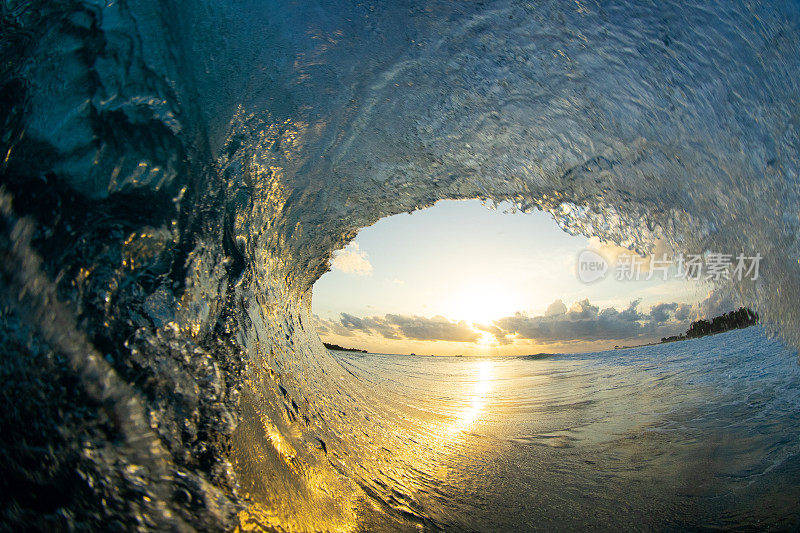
(474, 323, 513, 345)
(385, 314, 480, 342)
(490, 298, 686, 345)
(340, 312, 401, 339)
(545, 299, 567, 316)
(315, 293, 745, 347)
(586, 236, 634, 264)
(674, 303, 692, 321)
(696, 289, 739, 320)
(649, 302, 678, 323)
(331, 243, 372, 275)
(312, 314, 356, 337)
(567, 298, 599, 320)
(318, 312, 480, 343)
(339, 312, 369, 332)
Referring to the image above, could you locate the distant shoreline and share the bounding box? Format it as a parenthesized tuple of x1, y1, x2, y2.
(323, 342, 368, 353)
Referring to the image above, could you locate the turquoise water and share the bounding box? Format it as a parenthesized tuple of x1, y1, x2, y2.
(332, 327, 800, 530)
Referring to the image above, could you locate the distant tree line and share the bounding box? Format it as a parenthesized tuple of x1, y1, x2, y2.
(323, 342, 368, 353)
(661, 307, 759, 343)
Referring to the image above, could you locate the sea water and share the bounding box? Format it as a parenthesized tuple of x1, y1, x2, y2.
(331, 327, 800, 530)
(3, 1, 800, 529)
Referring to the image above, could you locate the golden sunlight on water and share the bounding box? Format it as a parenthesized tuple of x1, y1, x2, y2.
(447, 360, 493, 434)
(232, 328, 800, 532)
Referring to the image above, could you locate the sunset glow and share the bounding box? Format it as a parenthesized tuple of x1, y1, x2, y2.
(313, 200, 715, 356)
(440, 284, 526, 325)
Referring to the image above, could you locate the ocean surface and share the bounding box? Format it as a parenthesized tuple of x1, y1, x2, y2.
(330, 327, 800, 531)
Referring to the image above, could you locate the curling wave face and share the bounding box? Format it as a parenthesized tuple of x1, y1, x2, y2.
(1, 0, 799, 529)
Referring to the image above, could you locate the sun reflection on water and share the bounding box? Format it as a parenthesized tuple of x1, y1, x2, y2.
(448, 359, 493, 434)
(235, 356, 500, 531)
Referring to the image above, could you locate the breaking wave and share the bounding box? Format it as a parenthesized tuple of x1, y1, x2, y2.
(1, 0, 799, 529)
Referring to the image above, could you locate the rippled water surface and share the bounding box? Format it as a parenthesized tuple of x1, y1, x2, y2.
(330, 328, 800, 531)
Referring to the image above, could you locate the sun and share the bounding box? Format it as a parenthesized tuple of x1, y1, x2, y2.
(476, 331, 494, 345)
(441, 284, 522, 325)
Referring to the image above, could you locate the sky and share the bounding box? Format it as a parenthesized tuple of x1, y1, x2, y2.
(312, 200, 737, 356)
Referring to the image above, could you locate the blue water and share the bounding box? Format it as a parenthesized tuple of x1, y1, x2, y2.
(332, 327, 800, 530)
